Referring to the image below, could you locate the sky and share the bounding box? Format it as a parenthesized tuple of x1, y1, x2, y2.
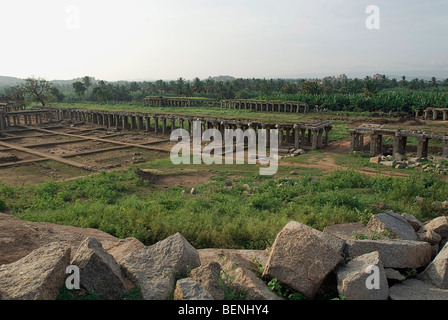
(0, 0, 447, 81)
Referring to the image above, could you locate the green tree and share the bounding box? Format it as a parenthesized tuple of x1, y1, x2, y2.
(72, 81, 87, 98)
(399, 76, 408, 88)
(300, 80, 321, 94)
(15, 77, 54, 106)
(430, 77, 438, 88)
(175, 77, 185, 96)
(82, 76, 93, 90)
(192, 77, 204, 95)
(363, 76, 378, 97)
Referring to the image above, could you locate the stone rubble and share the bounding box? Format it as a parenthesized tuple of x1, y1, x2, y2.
(2, 210, 448, 300)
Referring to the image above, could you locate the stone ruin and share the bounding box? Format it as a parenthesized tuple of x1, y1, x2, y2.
(350, 127, 448, 159)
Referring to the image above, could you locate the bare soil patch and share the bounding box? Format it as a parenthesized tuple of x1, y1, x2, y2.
(136, 169, 215, 188)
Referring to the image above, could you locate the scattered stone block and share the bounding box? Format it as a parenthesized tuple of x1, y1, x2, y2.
(71, 237, 129, 300)
(190, 262, 224, 300)
(370, 157, 381, 164)
(119, 232, 201, 300)
(418, 242, 448, 289)
(0, 242, 70, 300)
(344, 239, 432, 269)
(417, 227, 442, 245)
(174, 278, 214, 300)
(336, 251, 388, 300)
(385, 268, 405, 282)
(424, 216, 448, 239)
(401, 213, 424, 231)
(367, 211, 417, 241)
(324, 222, 386, 241)
(262, 221, 343, 298)
(389, 278, 448, 300)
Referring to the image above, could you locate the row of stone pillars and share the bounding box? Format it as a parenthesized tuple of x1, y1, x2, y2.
(221, 100, 309, 113)
(41, 108, 333, 151)
(142, 97, 213, 107)
(416, 108, 448, 121)
(350, 128, 448, 159)
(0, 111, 56, 131)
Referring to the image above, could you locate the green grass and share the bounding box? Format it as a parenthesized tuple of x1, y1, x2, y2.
(2, 157, 448, 250)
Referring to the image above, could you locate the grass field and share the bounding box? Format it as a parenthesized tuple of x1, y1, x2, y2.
(2, 152, 448, 250)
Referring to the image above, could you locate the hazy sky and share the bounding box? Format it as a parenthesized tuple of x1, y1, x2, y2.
(0, 0, 447, 81)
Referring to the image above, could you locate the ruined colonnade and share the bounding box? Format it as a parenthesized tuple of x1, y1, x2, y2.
(350, 127, 448, 159)
(221, 100, 309, 113)
(1, 107, 332, 151)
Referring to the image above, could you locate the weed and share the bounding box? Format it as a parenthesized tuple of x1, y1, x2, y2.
(267, 278, 307, 300)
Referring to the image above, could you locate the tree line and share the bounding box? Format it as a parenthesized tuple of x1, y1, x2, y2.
(2, 74, 448, 112)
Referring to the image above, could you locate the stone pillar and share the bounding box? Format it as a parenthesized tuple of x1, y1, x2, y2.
(154, 117, 159, 133)
(415, 110, 420, 118)
(294, 125, 300, 149)
(317, 129, 324, 149)
(277, 126, 283, 148)
(162, 118, 167, 134)
(145, 116, 150, 131)
(311, 130, 318, 150)
(265, 125, 271, 148)
(433, 110, 438, 120)
(444, 111, 448, 121)
(135, 116, 141, 130)
(417, 137, 429, 158)
(393, 135, 407, 156)
(170, 118, 175, 132)
(369, 134, 382, 156)
(300, 129, 306, 148)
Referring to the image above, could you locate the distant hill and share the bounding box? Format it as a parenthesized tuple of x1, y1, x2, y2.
(0, 76, 23, 88)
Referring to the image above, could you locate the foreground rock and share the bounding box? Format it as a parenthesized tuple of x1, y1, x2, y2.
(218, 252, 282, 300)
(423, 216, 448, 239)
(190, 262, 224, 300)
(323, 222, 387, 241)
(0, 212, 137, 265)
(71, 237, 129, 300)
(418, 243, 448, 289)
(367, 211, 417, 241)
(401, 213, 424, 231)
(119, 232, 201, 300)
(193, 249, 281, 300)
(344, 239, 432, 269)
(336, 251, 388, 300)
(0, 242, 70, 300)
(174, 278, 214, 300)
(389, 278, 448, 300)
(262, 221, 343, 298)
